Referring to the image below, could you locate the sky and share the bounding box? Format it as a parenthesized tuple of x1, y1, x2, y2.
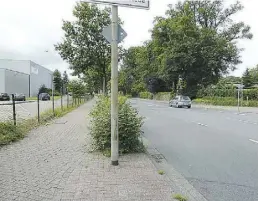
(0, 0, 257, 77)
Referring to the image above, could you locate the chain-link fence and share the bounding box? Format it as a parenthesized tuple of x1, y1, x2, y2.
(0, 94, 91, 125)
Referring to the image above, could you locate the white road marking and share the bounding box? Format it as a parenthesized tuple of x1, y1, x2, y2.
(249, 139, 258, 144)
(197, 123, 208, 127)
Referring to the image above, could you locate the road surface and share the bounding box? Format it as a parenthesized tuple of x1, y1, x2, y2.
(131, 99, 258, 201)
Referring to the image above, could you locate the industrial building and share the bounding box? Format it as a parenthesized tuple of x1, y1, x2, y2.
(0, 59, 53, 97)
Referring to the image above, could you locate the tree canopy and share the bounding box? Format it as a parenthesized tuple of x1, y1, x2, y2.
(119, 0, 252, 97)
(55, 2, 112, 94)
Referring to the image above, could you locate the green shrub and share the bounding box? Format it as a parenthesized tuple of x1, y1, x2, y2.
(154, 92, 174, 101)
(139, 92, 153, 99)
(89, 95, 144, 154)
(193, 97, 258, 107)
(0, 122, 24, 145)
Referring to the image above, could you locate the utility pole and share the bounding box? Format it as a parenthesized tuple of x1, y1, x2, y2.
(52, 75, 55, 115)
(111, 5, 119, 166)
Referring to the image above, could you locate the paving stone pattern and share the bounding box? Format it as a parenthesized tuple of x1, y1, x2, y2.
(0, 100, 177, 201)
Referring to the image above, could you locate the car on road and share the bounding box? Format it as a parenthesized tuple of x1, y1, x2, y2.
(13, 93, 26, 101)
(169, 95, 191, 108)
(0, 93, 10, 101)
(39, 93, 50, 101)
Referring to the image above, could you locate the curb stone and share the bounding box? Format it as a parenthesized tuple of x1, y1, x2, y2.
(141, 136, 208, 201)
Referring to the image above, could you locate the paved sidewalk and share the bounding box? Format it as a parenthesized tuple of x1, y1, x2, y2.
(0, 99, 183, 201)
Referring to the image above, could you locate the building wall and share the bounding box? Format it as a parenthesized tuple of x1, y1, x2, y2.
(29, 61, 53, 97)
(0, 60, 30, 74)
(0, 69, 6, 93)
(4, 69, 30, 96)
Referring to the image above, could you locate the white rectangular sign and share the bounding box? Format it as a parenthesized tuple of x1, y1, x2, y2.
(84, 0, 150, 9)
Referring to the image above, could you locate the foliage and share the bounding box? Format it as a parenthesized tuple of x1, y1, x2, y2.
(54, 2, 125, 94)
(158, 170, 165, 175)
(249, 65, 258, 83)
(197, 87, 258, 100)
(173, 194, 188, 201)
(119, 0, 252, 97)
(242, 68, 253, 88)
(68, 79, 86, 97)
(38, 84, 49, 94)
(89, 96, 144, 154)
(154, 92, 175, 101)
(53, 69, 63, 93)
(62, 71, 69, 94)
(0, 122, 23, 145)
(194, 97, 258, 107)
(139, 92, 153, 99)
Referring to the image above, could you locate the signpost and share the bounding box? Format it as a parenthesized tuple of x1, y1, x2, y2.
(84, 0, 149, 166)
(237, 84, 244, 114)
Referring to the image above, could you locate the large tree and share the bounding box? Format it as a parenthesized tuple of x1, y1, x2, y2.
(62, 71, 69, 94)
(55, 2, 112, 94)
(242, 68, 253, 88)
(53, 69, 62, 93)
(119, 0, 253, 97)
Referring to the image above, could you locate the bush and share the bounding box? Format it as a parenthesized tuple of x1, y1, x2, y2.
(0, 122, 24, 145)
(193, 97, 258, 107)
(89, 96, 144, 154)
(139, 92, 153, 99)
(154, 92, 175, 101)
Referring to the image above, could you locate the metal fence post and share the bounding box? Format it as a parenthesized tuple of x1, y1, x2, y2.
(12, 94, 16, 126)
(67, 94, 69, 108)
(37, 93, 40, 123)
(61, 88, 63, 111)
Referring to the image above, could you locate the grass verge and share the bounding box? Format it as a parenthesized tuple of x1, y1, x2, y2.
(0, 97, 92, 146)
(27, 96, 61, 101)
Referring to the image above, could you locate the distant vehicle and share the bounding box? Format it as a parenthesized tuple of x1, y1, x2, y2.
(39, 93, 50, 101)
(169, 95, 192, 108)
(13, 93, 26, 101)
(0, 93, 10, 101)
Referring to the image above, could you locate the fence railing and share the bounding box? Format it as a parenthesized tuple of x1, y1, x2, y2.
(0, 94, 91, 125)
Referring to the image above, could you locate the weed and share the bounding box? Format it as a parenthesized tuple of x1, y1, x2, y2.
(173, 194, 188, 201)
(158, 170, 165, 175)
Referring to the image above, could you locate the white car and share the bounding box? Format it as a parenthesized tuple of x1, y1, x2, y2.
(169, 95, 191, 108)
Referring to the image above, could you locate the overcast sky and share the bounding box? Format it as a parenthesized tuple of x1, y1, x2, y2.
(0, 0, 257, 77)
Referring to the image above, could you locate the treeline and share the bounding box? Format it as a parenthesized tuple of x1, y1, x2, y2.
(118, 0, 253, 98)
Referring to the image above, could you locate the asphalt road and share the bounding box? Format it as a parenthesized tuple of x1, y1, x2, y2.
(131, 99, 258, 201)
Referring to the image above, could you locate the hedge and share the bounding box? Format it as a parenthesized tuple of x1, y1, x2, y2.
(194, 97, 258, 107)
(139, 92, 153, 99)
(197, 88, 258, 100)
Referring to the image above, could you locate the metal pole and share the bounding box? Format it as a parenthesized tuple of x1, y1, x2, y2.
(52, 75, 55, 115)
(37, 93, 40, 123)
(111, 5, 119, 166)
(67, 93, 69, 108)
(237, 89, 240, 114)
(61, 86, 63, 110)
(12, 94, 16, 126)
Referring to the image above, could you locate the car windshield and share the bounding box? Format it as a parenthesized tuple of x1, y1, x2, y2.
(181, 96, 190, 101)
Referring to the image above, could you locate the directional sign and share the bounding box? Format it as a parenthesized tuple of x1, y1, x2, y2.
(102, 24, 127, 44)
(83, 0, 150, 9)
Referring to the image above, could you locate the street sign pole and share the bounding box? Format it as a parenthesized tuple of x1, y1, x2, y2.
(83, 0, 149, 166)
(111, 5, 119, 166)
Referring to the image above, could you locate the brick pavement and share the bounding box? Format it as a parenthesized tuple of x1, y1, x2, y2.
(0, 99, 193, 201)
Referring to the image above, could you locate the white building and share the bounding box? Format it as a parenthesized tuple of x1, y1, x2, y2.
(0, 59, 53, 97)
